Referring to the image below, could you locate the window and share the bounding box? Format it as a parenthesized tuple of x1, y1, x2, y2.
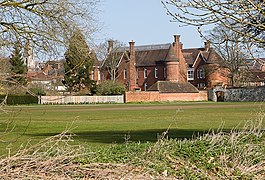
(197, 68, 205, 79)
(136, 68, 139, 79)
(197, 82, 206, 88)
(124, 68, 127, 80)
(144, 68, 147, 78)
(144, 83, 148, 91)
(98, 68, 101, 81)
(164, 67, 166, 78)
(187, 68, 194, 80)
(91, 70, 94, 80)
(155, 67, 158, 78)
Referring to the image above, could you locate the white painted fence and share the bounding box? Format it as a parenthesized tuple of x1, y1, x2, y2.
(39, 95, 124, 104)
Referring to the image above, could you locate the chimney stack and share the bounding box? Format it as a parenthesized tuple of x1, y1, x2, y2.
(128, 40, 136, 91)
(174, 35, 180, 44)
(129, 40, 135, 57)
(204, 41, 211, 51)
(173, 35, 181, 59)
(108, 40, 114, 53)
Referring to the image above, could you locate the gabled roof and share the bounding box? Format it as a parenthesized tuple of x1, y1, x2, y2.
(182, 47, 223, 66)
(148, 81, 199, 93)
(182, 48, 203, 65)
(100, 50, 128, 68)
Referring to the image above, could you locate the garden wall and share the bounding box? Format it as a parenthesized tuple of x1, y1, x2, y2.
(209, 86, 265, 102)
(125, 91, 207, 103)
(39, 95, 124, 104)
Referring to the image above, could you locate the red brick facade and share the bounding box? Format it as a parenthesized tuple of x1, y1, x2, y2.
(99, 35, 229, 91)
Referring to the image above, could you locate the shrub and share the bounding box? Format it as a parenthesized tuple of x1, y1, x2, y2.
(0, 95, 38, 105)
(96, 80, 125, 95)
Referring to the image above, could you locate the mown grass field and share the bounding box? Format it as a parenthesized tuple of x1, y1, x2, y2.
(0, 102, 265, 155)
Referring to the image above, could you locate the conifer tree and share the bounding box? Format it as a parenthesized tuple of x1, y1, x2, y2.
(63, 29, 93, 93)
(9, 43, 27, 85)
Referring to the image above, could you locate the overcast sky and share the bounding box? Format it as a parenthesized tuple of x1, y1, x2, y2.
(95, 0, 205, 48)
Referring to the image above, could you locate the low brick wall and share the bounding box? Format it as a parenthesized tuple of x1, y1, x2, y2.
(125, 91, 207, 103)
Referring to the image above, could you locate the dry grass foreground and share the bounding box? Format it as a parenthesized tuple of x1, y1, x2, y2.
(0, 114, 264, 179)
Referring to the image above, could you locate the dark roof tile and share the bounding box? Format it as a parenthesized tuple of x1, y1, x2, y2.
(148, 81, 199, 93)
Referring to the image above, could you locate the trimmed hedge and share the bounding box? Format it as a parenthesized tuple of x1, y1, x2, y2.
(0, 95, 38, 105)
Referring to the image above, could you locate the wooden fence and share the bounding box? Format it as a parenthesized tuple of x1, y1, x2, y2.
(39, 95, 124, 104)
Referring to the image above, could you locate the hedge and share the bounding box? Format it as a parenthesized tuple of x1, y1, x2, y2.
(0, 95, 38, 105)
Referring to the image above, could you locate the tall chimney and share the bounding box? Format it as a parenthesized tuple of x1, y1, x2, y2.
(108, 40, 114, 53)
(204, 41, 211, 51)
(129, 40, 135, 57)
(174, 35, 180, 44)
(128, 40, 136, 91)
(173, 35, 181, 59)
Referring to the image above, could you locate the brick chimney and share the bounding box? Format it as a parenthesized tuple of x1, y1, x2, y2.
(204, 41, 211, 51)
(128, 40, 136, 91)
(165, 44, 179, 82)
(173, 35, 181, 59)
(108, 40, 114, 53)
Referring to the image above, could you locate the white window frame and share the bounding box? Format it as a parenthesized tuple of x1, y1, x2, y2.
(144, 83, 148, 91)
(197, 68, 205, 79)
(144, 68, 147, 79)
(155, 67, 158, 79)
(98, 68, 101, 81)
(124, 68, 127, 80)
(198, 82, 206, 88)
(91, 70, 94, 80)
(187, 68, 194, 80)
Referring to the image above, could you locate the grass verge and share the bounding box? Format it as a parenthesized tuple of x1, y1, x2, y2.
(0, 112, 264, 179)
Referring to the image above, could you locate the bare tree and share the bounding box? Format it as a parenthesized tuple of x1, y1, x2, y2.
(207, 25, 251, 86)
(162, 0, 265, 48)
(0, 0, 99, 58)
(99, 40, 127, 81)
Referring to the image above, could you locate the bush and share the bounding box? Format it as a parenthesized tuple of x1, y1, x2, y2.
(0, 95, 38, 105)
(96, 80, 125, 95)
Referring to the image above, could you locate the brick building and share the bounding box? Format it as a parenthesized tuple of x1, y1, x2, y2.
(99, 35, 230, 91)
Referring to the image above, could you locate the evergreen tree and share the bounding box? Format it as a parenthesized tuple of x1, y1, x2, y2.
(9, 43, 28, 85)
(63, 29, 93, 93)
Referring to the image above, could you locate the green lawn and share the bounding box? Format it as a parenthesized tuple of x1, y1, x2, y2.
(0, 102, 264, 155)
